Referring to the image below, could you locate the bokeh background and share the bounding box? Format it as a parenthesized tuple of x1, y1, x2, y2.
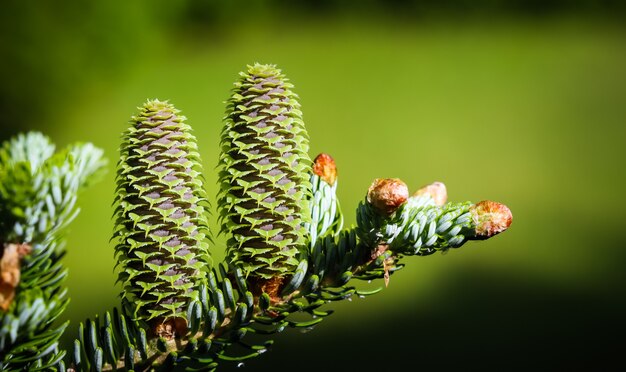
(2, 0, 625, 370)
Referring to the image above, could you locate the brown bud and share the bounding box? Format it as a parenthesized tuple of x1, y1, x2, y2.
(0, 243, 32, 311)
(312, 153, 337, 186)
(153, 317, 188, 340)
(470, 200, 513, 239)
(413, 181, 447, 206)
(367, 178, 409, 215)
(251, 276, 284, 302)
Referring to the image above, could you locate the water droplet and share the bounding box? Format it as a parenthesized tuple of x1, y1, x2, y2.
(347, 297, 352, 302)
(258, 348, 267, 354)
(367, 280, 372, 283)
(237, 362, 245, 368)
(312, 315, 317, 319)
(358, 295, 365, 299)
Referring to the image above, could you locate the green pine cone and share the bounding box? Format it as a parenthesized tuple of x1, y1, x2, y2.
(218, 63, 312, 282)
(114, 100, 210, 327)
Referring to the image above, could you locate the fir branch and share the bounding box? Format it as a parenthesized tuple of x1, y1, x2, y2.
(0, 132, 106, 371)
(68, 63, 512, 372)
(305, 153, 343, 249)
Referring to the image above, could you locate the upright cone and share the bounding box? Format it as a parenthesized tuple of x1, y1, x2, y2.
(218, 64, 312, 285)
(113, 100, 210, 330)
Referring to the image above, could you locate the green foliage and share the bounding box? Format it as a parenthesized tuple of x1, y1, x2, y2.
(113, 100, 211, 325)
(0, 64, 512, 372)
(218, 64, 312, 281)
(0, 132, 106, 371)
(68, 63, 510, 371)
(357, 193, 475, 255)
(306, 171, 343, 250)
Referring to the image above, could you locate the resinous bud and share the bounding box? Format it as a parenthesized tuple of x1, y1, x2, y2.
(312, 153, 337, 186)
(470, 200, 513, 238)
(413, 181, 447, 206)
(366, 178, 409, 215)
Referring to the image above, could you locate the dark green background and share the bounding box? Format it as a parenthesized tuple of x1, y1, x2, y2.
(2, 1, 625, 370)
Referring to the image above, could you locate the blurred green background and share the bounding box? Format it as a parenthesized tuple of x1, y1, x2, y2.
(2, 0, 625, 370)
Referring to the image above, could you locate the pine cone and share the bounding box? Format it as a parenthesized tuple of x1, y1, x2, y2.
(114, 100, 210, 329)
(218, 63, 312, 285)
